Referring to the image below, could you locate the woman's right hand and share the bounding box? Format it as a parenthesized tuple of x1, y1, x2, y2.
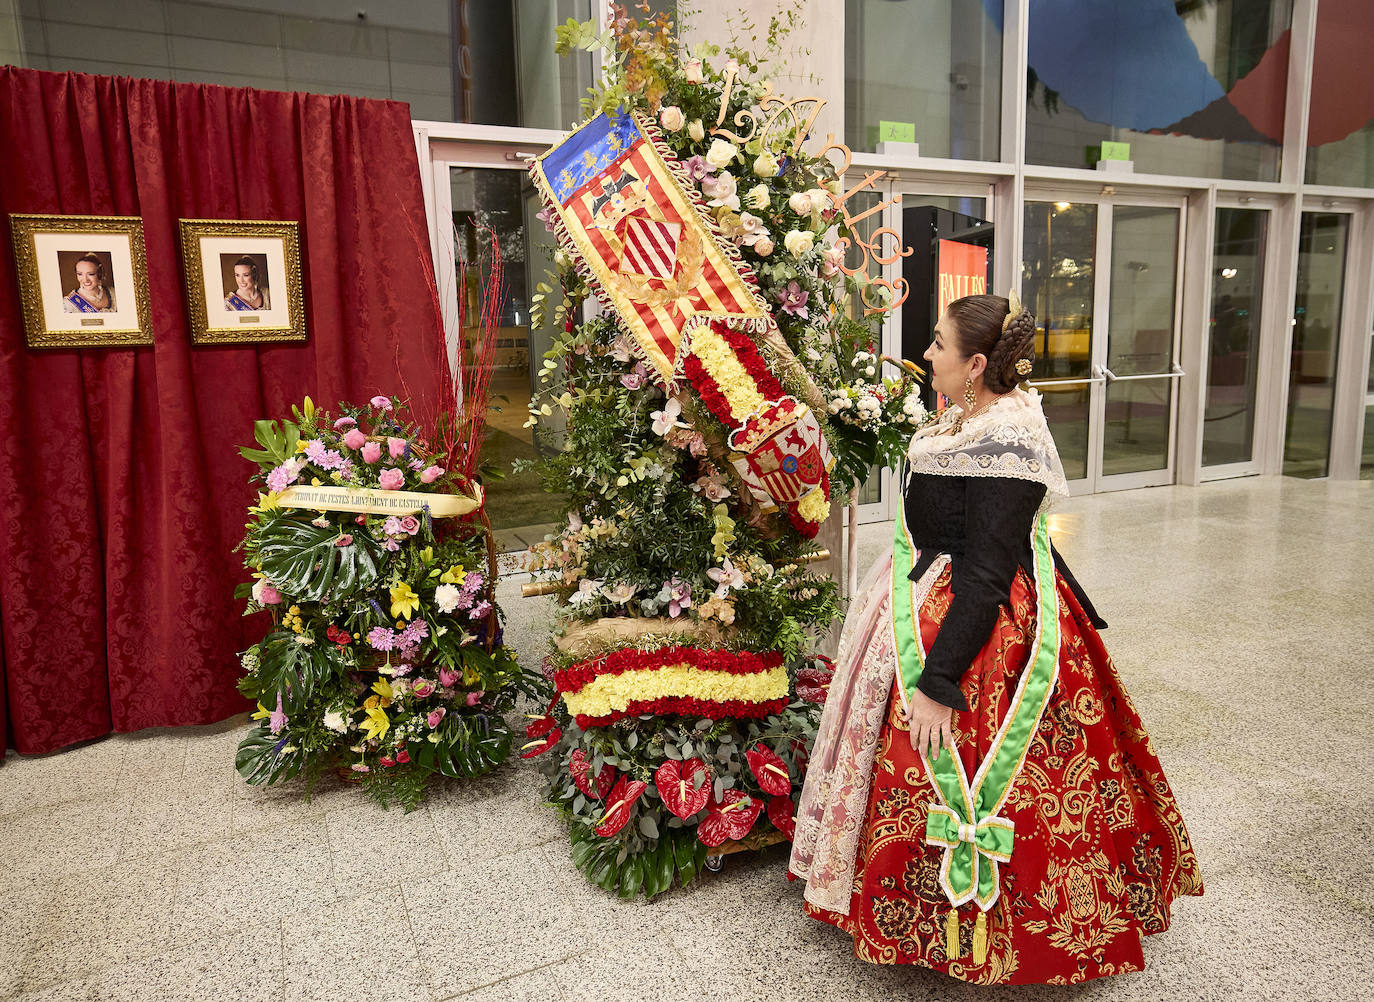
(905, 688, 956, 763)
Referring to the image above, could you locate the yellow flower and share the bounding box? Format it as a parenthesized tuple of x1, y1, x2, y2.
(797, 489, 831, 525)
(250, 491, 281, 514)
(419, 547, 435, 566)
(711, 504, 736, 560)
(251, 702, 272, 721)
(295, 439, 309, 453)
(562, 661, 786, 719)
(390, 582, 421, 620)
(689, 325, 767, 421)
(440, 564, 467, 585)
(360, 705, 390, 742)
(372, 678, 395, 703)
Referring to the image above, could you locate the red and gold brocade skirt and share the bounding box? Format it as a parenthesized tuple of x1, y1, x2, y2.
(803, 565, 1204, 985)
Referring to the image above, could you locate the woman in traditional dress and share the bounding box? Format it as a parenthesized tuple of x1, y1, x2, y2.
(790, 293, 1202, 985)
(62, 253, 116, 312)
(225, 256, 270, 311)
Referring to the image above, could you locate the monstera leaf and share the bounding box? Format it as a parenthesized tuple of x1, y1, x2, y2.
(255, 516, 385, 603)
(235, 721, 306, 786)
(248, 629, 338, 713)
(239, 419, 302, 470)
(414, 714, 511, 779)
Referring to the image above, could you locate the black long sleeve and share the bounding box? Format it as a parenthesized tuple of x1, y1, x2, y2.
(914, 477, 1047, 711)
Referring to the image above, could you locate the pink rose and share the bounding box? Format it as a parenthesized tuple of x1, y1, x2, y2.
(378, 468, 404, 490)
(412, 679, 436, 698)
(253, 579, 282, 606)
(343, 428, 367, 450)
(361, 441, 382, 464)
(420, 465, 444, 483)
(398, 515, 420, 535)
(370, 395, 392, 410)
(387, 437, 407, 459)
(426, 707, 446, 728)
(334, 417, 356, 430)
(465, 691, 485, 707)
(439, 666, 459, 688)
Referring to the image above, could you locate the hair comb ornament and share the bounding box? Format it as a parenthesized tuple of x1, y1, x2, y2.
(1016, 357, 1033, 376)
(1002, 287, 1023, 333)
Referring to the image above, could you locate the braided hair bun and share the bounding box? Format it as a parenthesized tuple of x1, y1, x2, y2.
(944, 294, 1036, 394)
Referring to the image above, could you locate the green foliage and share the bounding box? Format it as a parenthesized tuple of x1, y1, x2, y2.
(236, 721, 307, 786)
(254, 515, 385, 604)
(239, 419, 301, 470)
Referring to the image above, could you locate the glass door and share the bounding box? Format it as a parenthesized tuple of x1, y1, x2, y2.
(1203, 206, 1269, 473)
(1023, 195, 1186, 491)
(1285, 211, 1350, 478)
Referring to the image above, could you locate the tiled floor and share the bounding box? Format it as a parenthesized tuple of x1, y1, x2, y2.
(2, 476, 1371, 1001)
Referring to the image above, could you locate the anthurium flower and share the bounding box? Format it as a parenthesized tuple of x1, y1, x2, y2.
(594, 775, 648, 837)
(767, 795, 797, 840)
(697, 790, 763, 847)
(570, 749, 616, 800)
(746, 744, 791, 796)
(654, 758, 711, 820)
(520, 713, 561, 758)
(389, 582, 420, 620)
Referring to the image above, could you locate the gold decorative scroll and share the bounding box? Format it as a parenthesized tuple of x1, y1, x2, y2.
(277, 484, 483, 518)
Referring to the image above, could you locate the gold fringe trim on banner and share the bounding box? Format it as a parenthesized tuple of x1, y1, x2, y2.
(277, 483, 483, 518)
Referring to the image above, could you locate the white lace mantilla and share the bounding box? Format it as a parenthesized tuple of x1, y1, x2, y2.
(906, 388, 1069, 509)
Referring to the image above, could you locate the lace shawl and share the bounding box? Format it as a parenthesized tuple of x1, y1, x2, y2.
(906, 388, 1069, 512)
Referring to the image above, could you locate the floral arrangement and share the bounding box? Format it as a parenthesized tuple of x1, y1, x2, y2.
(509, 4, 934, 899)
(234, 395, 535, 811)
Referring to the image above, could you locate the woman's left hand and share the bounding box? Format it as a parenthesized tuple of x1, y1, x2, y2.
(905, 688, 956, 762)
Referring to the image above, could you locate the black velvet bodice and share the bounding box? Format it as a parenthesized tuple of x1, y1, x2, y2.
(902, 472, 1105, 710)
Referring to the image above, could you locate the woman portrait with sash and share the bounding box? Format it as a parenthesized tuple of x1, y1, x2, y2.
(61, 252, 116, 313)
(790, 293, 1202, 985)
(224, 255, 270, 311)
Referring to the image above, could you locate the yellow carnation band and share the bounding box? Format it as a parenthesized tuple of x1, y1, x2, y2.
(796, 489, 831, 525)
(688, 324, 768, 421)
(561, 662, 788, 720)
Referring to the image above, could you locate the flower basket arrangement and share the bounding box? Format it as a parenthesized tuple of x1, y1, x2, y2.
(234, 394, 537, 812)
(515, 4, 926, 898)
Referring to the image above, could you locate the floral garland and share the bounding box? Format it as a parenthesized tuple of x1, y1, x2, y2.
(560, 659, 789, 722)
(553, 644, 784, 693)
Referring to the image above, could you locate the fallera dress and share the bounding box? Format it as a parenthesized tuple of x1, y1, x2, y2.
(790, 388, 1202, 985)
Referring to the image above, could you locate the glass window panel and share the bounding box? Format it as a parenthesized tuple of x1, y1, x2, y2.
(1026, 0, 1291, 182)
(1303, 2, 1374, 187)
(1022, 201, 1097, 381)
(1039, 384, 1091, 482)
(845, 0, 1001, 160)
(1101, 379, 1174, 477)
(450, 165, 565, 536)
(1203, 207, 1268, 467)
(1284, 212, 1348, 478)
(8, 0, 596, 127)
(1107, 206, 1179, 376)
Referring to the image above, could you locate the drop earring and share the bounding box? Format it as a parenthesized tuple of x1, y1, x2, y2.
(963, 377, 977, 412)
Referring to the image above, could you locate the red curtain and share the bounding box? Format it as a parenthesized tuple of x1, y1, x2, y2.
(0, 68, 444, 755)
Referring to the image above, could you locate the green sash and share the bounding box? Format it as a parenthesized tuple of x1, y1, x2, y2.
(890, 499, 1061, 911)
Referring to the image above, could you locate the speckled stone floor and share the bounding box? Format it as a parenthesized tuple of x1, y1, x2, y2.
(2, 475, 1371, 1002)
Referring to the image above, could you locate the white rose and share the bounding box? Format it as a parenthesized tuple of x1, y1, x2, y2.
(784, 229, 814, 257)
(787, 191, 813, 216)
(819, 244, 846, 278)
(753, 236, 775, 256)
(435, 582, 461, 614)
(745, 184, 770, 210)
(683, 59, 704, 84)
(808, 187, 832, 212)
(688, 119, 705, 142)
(659, 105, 685, 132)
(738, 212, 764, 234)
(754, 152, 780, 177)
(706, 138, 738, 170)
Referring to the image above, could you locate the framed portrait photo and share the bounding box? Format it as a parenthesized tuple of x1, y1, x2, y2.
(179, 219, 306, 344)
(9, 214, 154, 349)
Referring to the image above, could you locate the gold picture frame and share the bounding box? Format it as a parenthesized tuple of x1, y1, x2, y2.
(9, 213, 154, 349)
(179, 218, 306, 344)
